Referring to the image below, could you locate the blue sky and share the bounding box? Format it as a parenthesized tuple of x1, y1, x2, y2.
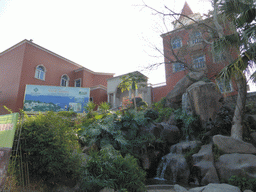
(0, 0, 213, 85)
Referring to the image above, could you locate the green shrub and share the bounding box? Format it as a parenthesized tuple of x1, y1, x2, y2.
(57, 111, 77, 118)
(80, 113, 128, 150)
(144, 109, 159, 121)
(80, 148, 146, 192)
(79, 109, 163, 161)
(152, 98, 173, 122)
(174, 108, 201, 140)
(228, 175, 256, 191)
(245, 101, 256, 114)
(98, 102, 111, 114)
(14, 111, 82, 186)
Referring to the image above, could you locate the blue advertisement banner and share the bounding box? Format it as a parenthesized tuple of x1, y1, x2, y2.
(23, 85, 90, 113)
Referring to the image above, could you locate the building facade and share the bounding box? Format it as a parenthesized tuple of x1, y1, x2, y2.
(107, 71, 152, 109)
(0, 39, 114, 114)
(151, 2, 238, 103)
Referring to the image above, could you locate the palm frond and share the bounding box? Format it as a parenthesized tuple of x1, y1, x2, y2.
(217, 53, 249, 80)
(213, 33, 240, 55)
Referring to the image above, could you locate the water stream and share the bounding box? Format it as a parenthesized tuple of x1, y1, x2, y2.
(153, 141, 201, 184)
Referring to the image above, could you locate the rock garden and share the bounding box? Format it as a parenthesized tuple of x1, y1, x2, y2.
(3, 76, 256, 192)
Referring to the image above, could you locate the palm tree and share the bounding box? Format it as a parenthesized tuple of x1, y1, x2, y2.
(118, 72, 147, 111)
(213, 0, 256, 140)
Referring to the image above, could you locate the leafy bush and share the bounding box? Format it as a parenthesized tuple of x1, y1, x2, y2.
(84, 101, 97, 118)
(118, 110, 159, 157)
(174, 108, 200, 140)
(57, 111, 77, 118)
(14, 111, 82, 186)
(79, 109, 163, 161)
(152, 97, 174, 122)
(228, 175, 256, 191)
(80, 147, 146, 192)
(144, 109, 159, 121)
(131, 97, 148, 110)
(98, 102, 111, 114)
(245, 101, 256, 114)
(80, 113, 127, 150)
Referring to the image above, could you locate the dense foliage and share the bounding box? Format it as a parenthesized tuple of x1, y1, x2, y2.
(79, 109, 161, 159)
(80, 147, 146, 192)
(228, 175, 256, 191)
(152, 97, 173, 122)
(13, 111, 82, 186)
(174, 108, 201, 140)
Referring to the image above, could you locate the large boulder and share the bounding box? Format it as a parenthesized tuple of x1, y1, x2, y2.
(185, 81, 223, 127)
(156, 153, 190, 183)
(174, 184, 189, 192)
(166, 71, 205, 108)
(188, 183, 241, 192)
(215, 153, 256, 182)
(170, 141, 201, 154)
(250, 132, 256, 145)
(138, 123, 180, 175)
(160, 123, 181, 144)
(192, 144, 220, 185)
(213, 135, 256, 154)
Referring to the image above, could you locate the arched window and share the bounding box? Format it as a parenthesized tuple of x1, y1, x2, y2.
(35, 65, 46, 80)
(172, 37, 182, 49)
(61, 74, 69, 87)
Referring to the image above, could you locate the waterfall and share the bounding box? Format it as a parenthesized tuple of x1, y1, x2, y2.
(155, 156, 171, 180)
(154, 141, 201, 184)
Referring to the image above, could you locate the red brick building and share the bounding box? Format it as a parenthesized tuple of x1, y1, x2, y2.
(0, 39, 114, 114)
(151, 2, 238, 103)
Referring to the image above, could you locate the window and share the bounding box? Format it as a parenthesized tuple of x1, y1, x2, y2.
(217, 79, 233, 93)
(193, 55, 205, 69)
(75, 79, 81, 87)
(213, 52, 226, 63)
(61, 74, 69, 87)
(190, 31, 202, 45)
(35, 65, 46, 80)
(172, 38, 182, 49)
(173, 63, 185, 73)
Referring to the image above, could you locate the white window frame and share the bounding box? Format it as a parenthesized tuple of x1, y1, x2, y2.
(216, 79, 233, 93)
(172, 37, 182, 49)
(213, 52, 226, 63)
(190, 31, 202, 45)
(74, 78, 81, 87)
(35, 65, 46, 80)
(193, 55, 206, 69)
(173, 62, 185, 73)
(60, 74, 69, 87)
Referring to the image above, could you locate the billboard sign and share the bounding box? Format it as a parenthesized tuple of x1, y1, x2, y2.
(23, 85, 90, 113)
(0, 113, 19, 189)
(0, 113, 18, 148)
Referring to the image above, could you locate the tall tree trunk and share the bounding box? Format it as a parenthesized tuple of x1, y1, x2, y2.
(133, 89, 137, 111)
(231, 75, 247, 140)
